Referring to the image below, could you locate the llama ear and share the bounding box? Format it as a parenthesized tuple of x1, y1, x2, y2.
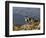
(27, 19, 28, 22)
(29, 18, 31, 21)
(25, 18, 27, 22)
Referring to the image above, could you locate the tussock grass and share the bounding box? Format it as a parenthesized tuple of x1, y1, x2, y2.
(13, 21, 40, 31)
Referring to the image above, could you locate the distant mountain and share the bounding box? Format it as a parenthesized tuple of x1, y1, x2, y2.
(13, 7, 40, 25)
(13, 13, 26, 25)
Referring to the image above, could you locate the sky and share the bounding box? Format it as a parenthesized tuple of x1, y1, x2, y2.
(13, 7, 40, 25)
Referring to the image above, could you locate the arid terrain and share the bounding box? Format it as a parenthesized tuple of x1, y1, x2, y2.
(13, 20, 40, 31)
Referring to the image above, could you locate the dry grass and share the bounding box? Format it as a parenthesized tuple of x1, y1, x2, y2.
(13, 21, 40, 31)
